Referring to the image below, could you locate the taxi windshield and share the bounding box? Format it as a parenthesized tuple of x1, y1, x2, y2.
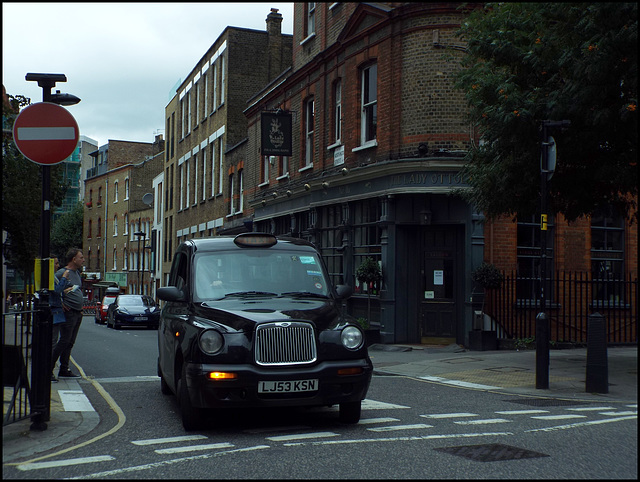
(193, 250, 330, 301)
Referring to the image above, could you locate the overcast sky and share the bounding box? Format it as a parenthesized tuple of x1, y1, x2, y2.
(2, 2, 294, 148)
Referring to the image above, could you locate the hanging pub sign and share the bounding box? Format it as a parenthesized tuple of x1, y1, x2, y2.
(261, 111, 292, 156)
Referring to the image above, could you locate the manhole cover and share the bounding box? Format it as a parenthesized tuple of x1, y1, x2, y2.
(441, 357, 483, 364)
(505, 398, 591, 407)
(434, 443, 549, 462)
(486, 366, 530, 373)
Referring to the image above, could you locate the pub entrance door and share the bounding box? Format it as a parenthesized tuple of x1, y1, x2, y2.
(419, 226, 462, 344)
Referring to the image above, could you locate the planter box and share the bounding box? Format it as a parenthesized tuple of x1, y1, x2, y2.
(468, 330, 497, 351)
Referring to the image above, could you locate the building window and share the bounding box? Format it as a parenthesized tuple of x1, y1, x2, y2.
(113, 215, 118, 236)
(88, 219, 92, 238)
(193, 153, 198, 206)
(97, 247, 100, 270)
(361, 63, 377, 145)
(334, 79, 342, 144)
(220, 55, 225, 105)
(353, 199, 382, 295)
(304, 97, 315, 168)
(229, 173, 235, 215)
(201, 148, 207, 202)
(238, 169, 244, 213)
(113, 247, 117, 271)
(114, 181, 118, 203)
(210, 142, 216, 197)
(181, 97, 186, 139)
(517, 215, 554, 303)
(123, 248, 128, 271)
(591, 206, 626, 304)
(89, 189, 93, 204)
(195, 80, 200, 125)
(218, 138, 224, 194)
(187, 91, 192, 133)
(125, 178, 129, 200)
(212, 62, 218, 112)
(204, 69, 209, 117)
(262, 156, 270, 184)
(306, 2, 316, 36)
(98, 186, 102, 205)
(279, 156, 289, 178)
(97, 217, 102, 237)
(124, 213, 129, 235)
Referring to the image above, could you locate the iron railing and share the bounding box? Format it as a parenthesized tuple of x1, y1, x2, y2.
(485, 271, 638, 344)
(2, 309, 35, 425)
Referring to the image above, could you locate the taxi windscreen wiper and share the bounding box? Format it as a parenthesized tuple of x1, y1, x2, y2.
(223, 291, 278, 298)
(280, 291, 329, 299)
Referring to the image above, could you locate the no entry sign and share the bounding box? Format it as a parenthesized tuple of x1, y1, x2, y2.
(12, 102, 80, 165)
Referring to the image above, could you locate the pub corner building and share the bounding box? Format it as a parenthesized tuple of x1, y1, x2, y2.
(243, 3, 484, 346)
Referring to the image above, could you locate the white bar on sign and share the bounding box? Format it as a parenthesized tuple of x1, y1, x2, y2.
(17, 127, 76, 141)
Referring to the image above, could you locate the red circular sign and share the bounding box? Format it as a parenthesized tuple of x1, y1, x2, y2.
(12, 102, 80, 165)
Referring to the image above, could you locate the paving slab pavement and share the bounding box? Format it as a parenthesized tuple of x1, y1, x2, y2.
(3, 344, 636, 466)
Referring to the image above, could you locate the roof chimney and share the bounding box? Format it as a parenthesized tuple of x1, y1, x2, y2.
(266, 8, 283, 82)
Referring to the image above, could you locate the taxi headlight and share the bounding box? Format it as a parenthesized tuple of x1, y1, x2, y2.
(199, 330, 224, 355)
(341, 325, 364, 350)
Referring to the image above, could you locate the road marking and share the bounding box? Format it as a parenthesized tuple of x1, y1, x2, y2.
(419, 376, 501, 390)
(266, 431, 339, 441)
(131, 435, 208, 445)
(59, 390, 95, 412)
(599, 411, 637, 416)
(282, 432, 514, 447)
(531, 415, 587, 420)
(362, 399, 410, 410)
(155, 442, 234, 454)
(526, 415, 637, 433)
(17, 455, 114, 471)
(244, 425, 310, 434)
(66, 446, 270, 479)
(454, 418, 512, 425)
(367, 423, 433, 432)
(566, 406, 614, 412)
(358, 417, 401, 424)
(420, 412, 478, 419)
(495, 410, 549, 415)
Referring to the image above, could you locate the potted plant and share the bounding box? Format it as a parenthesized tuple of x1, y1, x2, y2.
(356, 257, 382, 336)
(471, 262, 504, 291)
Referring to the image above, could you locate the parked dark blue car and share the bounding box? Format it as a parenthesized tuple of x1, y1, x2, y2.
(107, 294, 160, 329)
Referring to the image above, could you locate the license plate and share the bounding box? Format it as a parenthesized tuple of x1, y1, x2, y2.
(258, 379, 318, 393)
(134, 316, 147, 321)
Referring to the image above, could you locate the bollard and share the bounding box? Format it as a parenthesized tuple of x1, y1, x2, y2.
(586, 312, 608, 394)
(29, 290, 52, 431)
(535, 312, 549, 389)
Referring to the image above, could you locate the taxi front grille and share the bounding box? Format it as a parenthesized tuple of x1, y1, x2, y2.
(255, 322, 317, 366)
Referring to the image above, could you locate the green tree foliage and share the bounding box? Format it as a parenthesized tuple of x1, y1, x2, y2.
(455, 3, 637, 222)
(51, 202, 84, 260)
(2, 94, 69, 283)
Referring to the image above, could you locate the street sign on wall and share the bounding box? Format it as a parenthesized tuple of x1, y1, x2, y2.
(12, 102, 79, 165)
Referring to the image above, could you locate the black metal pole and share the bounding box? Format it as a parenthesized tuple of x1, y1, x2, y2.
(536, 122, 550, 389)
(30, 81, 55, 430)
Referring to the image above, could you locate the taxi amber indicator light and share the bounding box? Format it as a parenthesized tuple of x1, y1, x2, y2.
(234, 233, 277, 248)
(208, 371, 238, 380)
(337, 367, 364, 376)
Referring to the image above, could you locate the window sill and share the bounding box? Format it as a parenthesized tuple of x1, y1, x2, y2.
(276, 173, 290, 181)
(352, 140, 378, 152)
(327, 141, 342, 150)
(299, 164, 313, 173)
(300, 33, 316, 46)
(258, 181, 270, 188)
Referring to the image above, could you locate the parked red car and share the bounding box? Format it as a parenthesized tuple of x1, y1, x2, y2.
(94, 288, 119, 324)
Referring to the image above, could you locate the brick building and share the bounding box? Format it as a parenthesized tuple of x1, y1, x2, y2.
(160, 8, 292, 285)
(83, 137, 164, 296)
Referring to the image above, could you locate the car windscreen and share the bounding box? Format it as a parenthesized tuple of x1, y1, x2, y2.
(193, 249, 331, 301)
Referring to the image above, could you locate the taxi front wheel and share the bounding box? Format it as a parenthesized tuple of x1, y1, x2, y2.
(339, 401, 361, 424)
(178, 365, 205, 431)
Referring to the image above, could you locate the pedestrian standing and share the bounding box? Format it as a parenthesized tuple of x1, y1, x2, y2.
(50, 256, 71, 382)
(53, 248, 85, 378)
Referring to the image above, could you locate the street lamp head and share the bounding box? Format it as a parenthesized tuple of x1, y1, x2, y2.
(50, 91, 81, 106)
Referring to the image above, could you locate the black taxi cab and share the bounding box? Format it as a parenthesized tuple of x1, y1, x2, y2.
(157, 233, 373, 431)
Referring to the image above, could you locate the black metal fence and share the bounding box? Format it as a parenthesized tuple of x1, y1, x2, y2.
(2, 309, 35, 425)
(485, 271, 638, 344)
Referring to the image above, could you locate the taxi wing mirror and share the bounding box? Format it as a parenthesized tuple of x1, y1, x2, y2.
(335, 284, 352, 300)
(157, 286, 186, 302)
